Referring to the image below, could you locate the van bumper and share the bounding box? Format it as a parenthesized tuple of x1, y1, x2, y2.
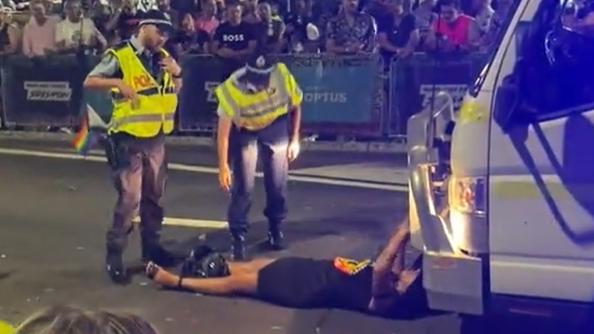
(410, 164, 485, 315)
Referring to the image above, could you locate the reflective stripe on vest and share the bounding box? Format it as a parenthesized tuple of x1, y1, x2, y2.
(111, 86, 176, 100)
(107, 43, 177, 138)
(111, 112, 175, 128)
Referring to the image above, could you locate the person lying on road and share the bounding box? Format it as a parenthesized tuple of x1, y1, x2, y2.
(145, 223, 425, 316)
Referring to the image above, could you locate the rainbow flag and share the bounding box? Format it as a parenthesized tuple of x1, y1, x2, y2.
(72, 103, 109, 156)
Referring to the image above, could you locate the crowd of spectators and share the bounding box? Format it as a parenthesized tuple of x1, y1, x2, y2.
(0, 0, 516, 62)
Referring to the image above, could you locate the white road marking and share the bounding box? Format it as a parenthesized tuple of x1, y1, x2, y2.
(0, 147, 408, 192)
(132, 216, 228, 229)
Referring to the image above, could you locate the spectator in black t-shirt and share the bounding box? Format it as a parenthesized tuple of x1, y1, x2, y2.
(212, 2, 257, 78)
(254, 2, 285, 53)
(377, 0, 419, 63)
(170, 12, 209, 57)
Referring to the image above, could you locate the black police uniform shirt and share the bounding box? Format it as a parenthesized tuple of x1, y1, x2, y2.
(214, 22, 255, 51)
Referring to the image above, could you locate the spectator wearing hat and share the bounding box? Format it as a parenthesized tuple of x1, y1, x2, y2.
(83, 9, 182, 285)
(214, 52, 303, 261)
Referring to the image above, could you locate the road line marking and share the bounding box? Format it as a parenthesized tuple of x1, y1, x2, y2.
(0, 148, 408, 192)
(132, 217, 228, 229)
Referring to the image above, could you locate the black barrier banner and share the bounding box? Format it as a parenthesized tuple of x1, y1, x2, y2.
(1, 55, 93, 127)
(177, 55, 226, 131)
(388, 53, 489, 136)
(178, 54, 385, 137)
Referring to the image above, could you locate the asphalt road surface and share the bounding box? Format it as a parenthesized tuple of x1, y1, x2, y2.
(0, 138, 462, 334)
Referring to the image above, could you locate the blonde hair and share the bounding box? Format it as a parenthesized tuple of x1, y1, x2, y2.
(14, 305, 159, 334)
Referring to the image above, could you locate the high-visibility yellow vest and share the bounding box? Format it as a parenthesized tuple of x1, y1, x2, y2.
(215, 63, 303, 131)
(107, 43, 177, 137)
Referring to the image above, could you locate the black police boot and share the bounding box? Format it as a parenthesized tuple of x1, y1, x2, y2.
(230, 234, 248, 261)
(141, 239, 176, 267)
(267, 225, 286, 250)
(105, 247, 128, 284)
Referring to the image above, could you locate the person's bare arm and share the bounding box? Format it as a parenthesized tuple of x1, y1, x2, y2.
(377, 32, 400, 53)
(212, 39, 238, 58)
(371, 223, 410, 297)
(463, 20, 480, 51)
(271, 22, 286, 53)
(289, 104, 301, 142)
(400, 29, 420, 57)
(236, 39, 257, 57)
(5, 26, 19, 54)
(105, 8, 122, 32)
(217, 114, 233, 192)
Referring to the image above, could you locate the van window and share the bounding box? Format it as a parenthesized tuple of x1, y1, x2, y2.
(520, 0, 594, 113)
(469, 0, 523, 96)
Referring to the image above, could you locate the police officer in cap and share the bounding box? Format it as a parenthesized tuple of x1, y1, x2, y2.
(83, 9, 183, 284)
(215, 51, 303, 260)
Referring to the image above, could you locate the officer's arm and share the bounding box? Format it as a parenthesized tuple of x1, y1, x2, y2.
(289, 104, 301, 143)
(83, 54, 124, 91)
(286, 69, 302, 142)
(217, 113, 233, 170)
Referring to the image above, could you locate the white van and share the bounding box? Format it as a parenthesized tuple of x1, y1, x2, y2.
(407, 0, 594, 325)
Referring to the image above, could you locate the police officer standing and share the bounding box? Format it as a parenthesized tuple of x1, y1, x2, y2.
(83, 10, 182, 284)
(215, 52, 303, 261)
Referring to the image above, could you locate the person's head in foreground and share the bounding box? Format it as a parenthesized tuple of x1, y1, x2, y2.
(13, 305, 159, 334)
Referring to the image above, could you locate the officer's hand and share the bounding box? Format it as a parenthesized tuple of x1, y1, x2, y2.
(117, 81, 139, 107)
(287, 139, 300, 162)
(219, 164, 232, 193)
(117, 81, 136, 99)
(160, 56, 182, 77)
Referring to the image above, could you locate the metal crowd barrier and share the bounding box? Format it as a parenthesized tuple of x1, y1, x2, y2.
(0, 52, 490, 139)
(388, 52, 489, 137)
